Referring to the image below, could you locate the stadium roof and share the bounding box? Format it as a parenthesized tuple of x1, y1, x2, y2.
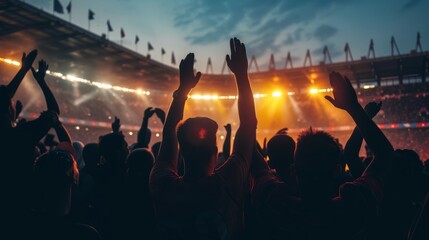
(0, 0, 428, 94)
(0, 0, 179, 91)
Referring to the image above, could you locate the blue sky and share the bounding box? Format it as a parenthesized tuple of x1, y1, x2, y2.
(27, 0, 429, 73)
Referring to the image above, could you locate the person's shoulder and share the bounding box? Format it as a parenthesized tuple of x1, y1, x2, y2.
(337, 175, 383, 216)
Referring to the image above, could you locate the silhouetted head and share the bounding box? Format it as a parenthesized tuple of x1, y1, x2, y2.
(0, 85, 15, 127)
(177, 117, 218, 178)
(99, 132, 129, 172)
(33, 146, 79, 215)
(127, 148, 154, 178)
(82, 143, 100, 171)
(267, 133, 296, 170)
(294, 129, 341, 201)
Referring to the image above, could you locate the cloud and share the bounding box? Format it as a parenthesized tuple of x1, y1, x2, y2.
(401, 0, 421, 11)
(173, 0, 350, 58)
(313, 25, 338, 42)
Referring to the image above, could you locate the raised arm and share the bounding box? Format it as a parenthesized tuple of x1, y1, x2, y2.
(155, 108, 166, 125)
(157, 53, 201, 170)
(31, 60, 60, 115)
(325, 72, 394, 177)
(7, 50, 37, 98)
(343, 101, 382, 178)
(54, 122, 72, 143)
(227, 38, 257, 162)
(223, 124, 232, 159)
(137, 107, 155, 146)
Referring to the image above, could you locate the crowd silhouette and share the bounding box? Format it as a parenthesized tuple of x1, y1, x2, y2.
(0, 38, 428, 240)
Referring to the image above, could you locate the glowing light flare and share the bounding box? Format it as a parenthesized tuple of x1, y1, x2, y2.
(309, 88, 333, 94)
(0, 56, 151, 96)
(272, 91, 282, 97)
(363, 85, 375, 89)
(0, 58, 21, 66)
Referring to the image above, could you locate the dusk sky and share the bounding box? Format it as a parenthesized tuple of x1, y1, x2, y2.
(26, 0, 429, 73)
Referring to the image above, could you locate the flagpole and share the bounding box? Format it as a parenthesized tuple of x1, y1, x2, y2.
(69, 0, 72, 22)
(88, 20, 90, 31)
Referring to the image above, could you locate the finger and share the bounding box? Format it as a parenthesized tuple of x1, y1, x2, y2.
(234, 38, 240, 53)
(241, 43, 246, 55)
(230, 38, 235, 54)
(22, 53, 26, 60)
(226, 55, 231, 68)
(195, 71, 202, 81)
(324, 96, 337, 107)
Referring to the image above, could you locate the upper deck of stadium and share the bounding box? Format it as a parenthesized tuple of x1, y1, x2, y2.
(0, 0, 428, 95)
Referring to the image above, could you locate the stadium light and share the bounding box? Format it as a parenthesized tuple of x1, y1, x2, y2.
(0, 56, 151, 96)
(272, 91, 282, 97)
(309, 88, 319, 94)
(0, 58, 20, 66)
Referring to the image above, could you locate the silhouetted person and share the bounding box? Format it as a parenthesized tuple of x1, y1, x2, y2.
(26, 141, 102, 240)
(122, 148, 158, 239)
(267, 132, 296, 190)
(0, 55, 60, 219)
(150, 38, 257, 239)
(251, 72, 395, 239)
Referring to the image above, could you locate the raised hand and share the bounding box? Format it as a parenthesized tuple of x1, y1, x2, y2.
(364, 101, 382, 119)
(324, 72, 359, 111)
(31, 60, 49, 84)
(179, 53, 201, 92)
(21, 50, 38, 71)
(144, 107, 155, 119)
(276, 128, 289, 135)
(224, 123, 232, 133)
(155, 108, 166, 124)
(226, 38, 248, 76)
(112, 116, 121, 133)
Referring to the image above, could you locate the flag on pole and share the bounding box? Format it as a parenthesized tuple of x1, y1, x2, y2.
(161, 48, 166, 55)
(148, 42, 154, 51)
(135, 35, 140, 45)
(171, 52, 176, 65)
(54, 0, 64, 14)
(66, 1, 71, 14)
(120, 28, 125, 38)
(107, 20, 113, 32)
(88, 9, 95, 20)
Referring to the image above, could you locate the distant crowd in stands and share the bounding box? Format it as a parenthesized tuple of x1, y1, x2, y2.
(1, 38, 428, 240)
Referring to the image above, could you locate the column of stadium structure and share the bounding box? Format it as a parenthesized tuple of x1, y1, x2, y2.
(367, 39, 380, 87)
(323, 46, 332, 64)
(206, 58, 213, 74)
(268, 54, 276, 71)
(303, 49, 312, 67)
(221, 58, 231, 74)
(248, 56, 260, 72)
(391, 36, 403, 85)
(344, 43, 359, 88)
(285, 52, 293, 69)
(415, 32, 426, 83)
(345, 43, 354, 62)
